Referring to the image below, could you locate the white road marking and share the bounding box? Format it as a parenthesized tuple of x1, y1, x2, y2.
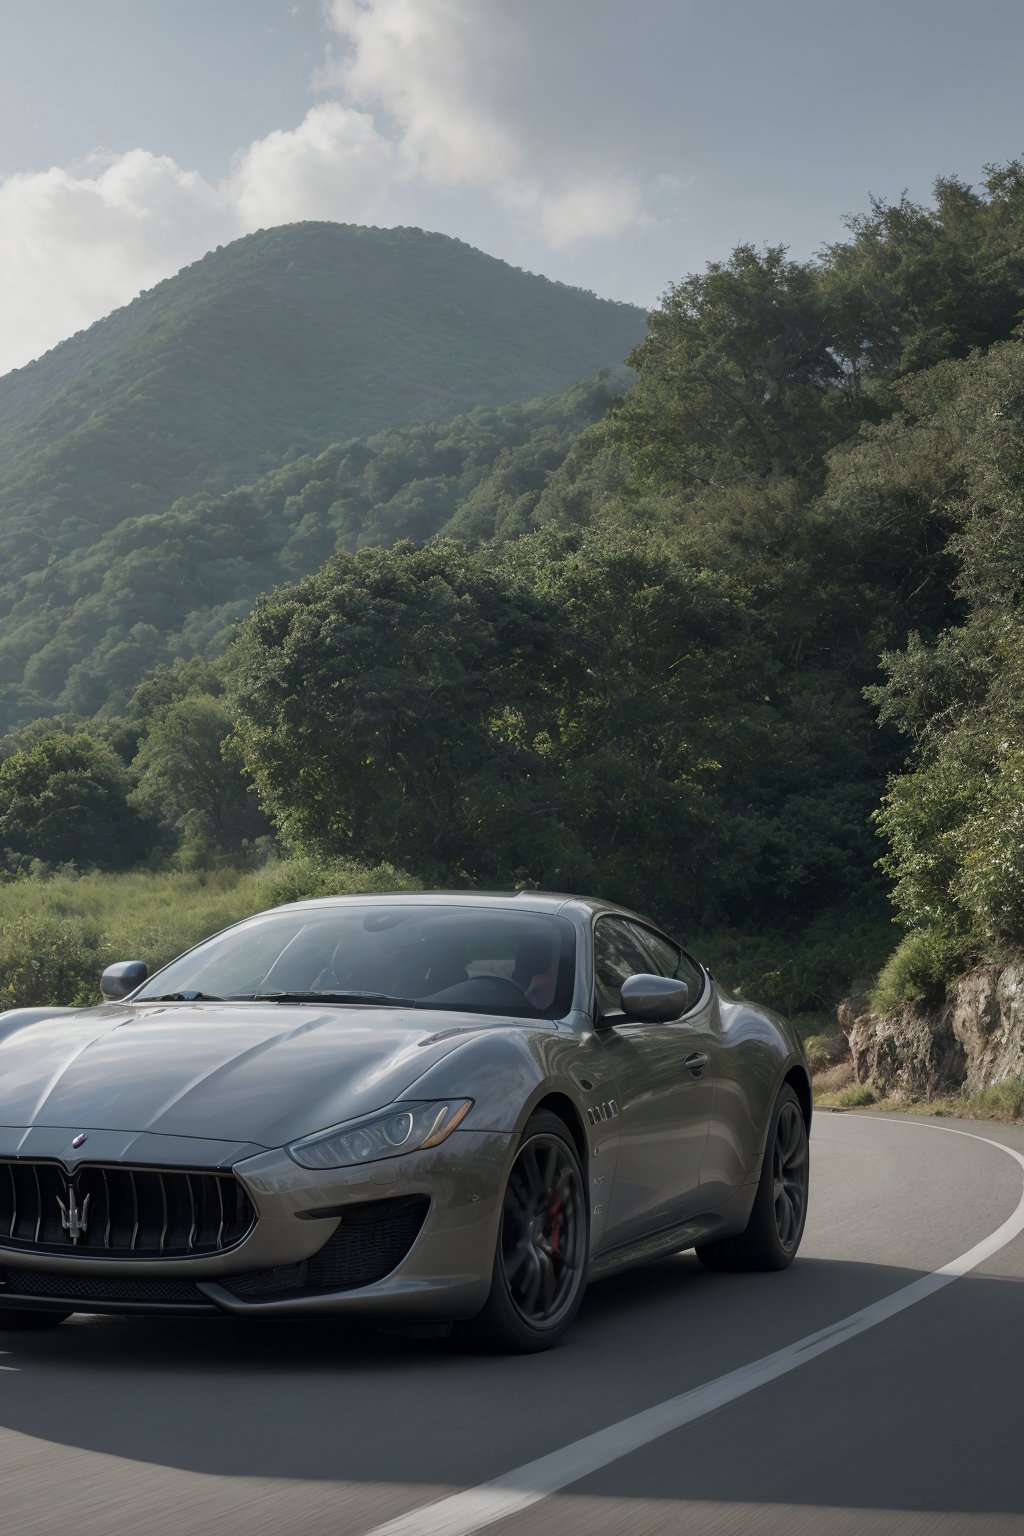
(363, 1119, 1024, 1536)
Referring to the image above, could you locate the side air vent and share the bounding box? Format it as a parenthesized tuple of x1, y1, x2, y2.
(586, 1101, 619, 1126)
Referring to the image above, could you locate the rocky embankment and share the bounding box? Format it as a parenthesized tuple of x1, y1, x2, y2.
(841, 961, 1024, 1100)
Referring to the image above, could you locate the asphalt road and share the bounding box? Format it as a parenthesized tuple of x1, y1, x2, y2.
(3, 1111, 1024, 1536)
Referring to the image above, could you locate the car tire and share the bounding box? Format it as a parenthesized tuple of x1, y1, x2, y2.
(696, 1083, 809, 1273)
(458, 1110, 589, 1354)
(0, 1307, 71, 1329)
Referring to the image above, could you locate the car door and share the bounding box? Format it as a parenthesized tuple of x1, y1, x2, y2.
(593, 916, 716, 1251)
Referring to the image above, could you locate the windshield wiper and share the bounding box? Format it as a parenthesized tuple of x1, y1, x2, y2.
(144, 991, 224, 1002)
(227, 990, 421, 1007)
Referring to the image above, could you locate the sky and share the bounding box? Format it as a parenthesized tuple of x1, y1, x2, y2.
(1, 0, 1023, 377)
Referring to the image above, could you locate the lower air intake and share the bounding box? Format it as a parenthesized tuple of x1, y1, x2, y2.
(0, 1269, 208, 1304)
(224, 1196, 429, 1299)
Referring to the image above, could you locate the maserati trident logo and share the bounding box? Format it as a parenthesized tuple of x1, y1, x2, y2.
(57, 1185, 91, 1245)
(71, 1132, 88, 1150)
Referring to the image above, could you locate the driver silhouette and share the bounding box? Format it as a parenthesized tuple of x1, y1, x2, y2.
(513, 937, 557, 1010)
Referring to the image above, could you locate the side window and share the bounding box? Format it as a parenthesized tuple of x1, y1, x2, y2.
(629, 924, 703, 1006)
(593, 917, 656, 1012)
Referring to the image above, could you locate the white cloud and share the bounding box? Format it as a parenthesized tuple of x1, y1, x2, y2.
(230, 101, 394, 229)
(324, 0, 521, 186)
(0, 151, 232, 373)
(0, 1, 653, 374)
(323, 0, 649, 247)
(510, 177, 650, 251)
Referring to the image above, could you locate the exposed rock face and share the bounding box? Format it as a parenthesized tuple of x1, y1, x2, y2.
(950, 963, 1024, 1090)
(842, 993, 967, 1100)
(841, 961, 1024, 1100)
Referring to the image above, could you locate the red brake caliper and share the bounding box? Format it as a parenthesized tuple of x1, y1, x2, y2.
(547, 1192, 562, 1255)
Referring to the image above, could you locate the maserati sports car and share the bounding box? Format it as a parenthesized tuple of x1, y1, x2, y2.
(0, 892, 810, 1351)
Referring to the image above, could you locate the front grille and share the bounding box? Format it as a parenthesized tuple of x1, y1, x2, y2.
(0, 1268, 208, 1304)
(0, 1162, 255, 1257)
(224, 1196, 429, 1300)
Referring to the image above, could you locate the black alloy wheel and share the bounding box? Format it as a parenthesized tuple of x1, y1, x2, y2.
(501, 1132, 585, 1329)
(773, 1098, 808, 1252)
(696, 1082, 809, 1272)
(460, 1110, 588, 1352)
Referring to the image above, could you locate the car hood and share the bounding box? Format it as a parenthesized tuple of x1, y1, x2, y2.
(0, 1002, 496, 1148)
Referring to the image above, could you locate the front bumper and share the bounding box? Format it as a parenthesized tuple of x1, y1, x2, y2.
(0, 1129, 514, 1320)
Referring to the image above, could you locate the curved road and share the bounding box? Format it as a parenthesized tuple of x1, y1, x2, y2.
(3, 1112, 1024, 1535)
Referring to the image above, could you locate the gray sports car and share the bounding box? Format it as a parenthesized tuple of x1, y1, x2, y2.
(0, 892, 810, 1352)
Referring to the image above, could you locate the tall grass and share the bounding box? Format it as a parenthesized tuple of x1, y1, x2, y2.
(0, 857, 420, 1010)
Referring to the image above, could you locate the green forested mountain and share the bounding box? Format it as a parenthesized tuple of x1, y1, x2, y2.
(5, 164, 1024, 1022)
(0, 222, 644, 510)
(0, 223, 643, 720)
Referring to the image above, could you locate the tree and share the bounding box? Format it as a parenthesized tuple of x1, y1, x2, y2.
(821, 163, 1024, 378)
(228, 540, 566, 876)
(130, 694, 267, 855)
(871, 339, 1024, 968)
(617, 245, 850, 490)
(0, 732, 155, 870)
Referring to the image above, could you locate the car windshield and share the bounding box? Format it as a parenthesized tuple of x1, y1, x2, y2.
(135, 904, 577, 1020)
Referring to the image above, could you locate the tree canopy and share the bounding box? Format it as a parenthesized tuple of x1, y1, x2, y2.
(0, 379, 622, 731)
(0, 731, 156, 873)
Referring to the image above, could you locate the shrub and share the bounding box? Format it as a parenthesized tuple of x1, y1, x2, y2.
(835, 1083, 878, 1108)
(802, 1027, 848, 1071)
(870, 926, 971, 1014)
(0, 915, 101, 1009)
(963, 1078, 1024, 1121)
(255, 853, 421, 908)
(697, 901, 892, 1015)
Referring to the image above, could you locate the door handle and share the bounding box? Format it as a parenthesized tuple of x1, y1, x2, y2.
(685, 1051, 709, 1078)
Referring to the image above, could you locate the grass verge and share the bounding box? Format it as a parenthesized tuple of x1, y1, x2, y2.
(815, 1078, 1024, 1122)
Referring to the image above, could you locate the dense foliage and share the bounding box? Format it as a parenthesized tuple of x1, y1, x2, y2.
(0, 379, 620, 730)
(0, 730, 158, 873)
(4, 165, 1024, 1014)
(868, 342, 1024, 1005)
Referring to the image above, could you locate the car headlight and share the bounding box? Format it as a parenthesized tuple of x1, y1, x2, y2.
(287, 1099, 474, 1170)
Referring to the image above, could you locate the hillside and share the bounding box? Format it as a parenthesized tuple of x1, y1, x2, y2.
(0, 217, 643, 606)
(0, 378, 620, 726)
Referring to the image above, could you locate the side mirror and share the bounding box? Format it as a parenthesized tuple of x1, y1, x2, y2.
(620, 973, 689, 1022)
(100, 960, 148, 1001)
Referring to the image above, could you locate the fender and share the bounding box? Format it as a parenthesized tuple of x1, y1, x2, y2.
(408, 1017, 623, 1254)
(409, 1024, 572, 1134)
(754, 1051, 813, 1173)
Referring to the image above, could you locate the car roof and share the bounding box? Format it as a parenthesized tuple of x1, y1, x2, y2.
(263, 889, 662, 927)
